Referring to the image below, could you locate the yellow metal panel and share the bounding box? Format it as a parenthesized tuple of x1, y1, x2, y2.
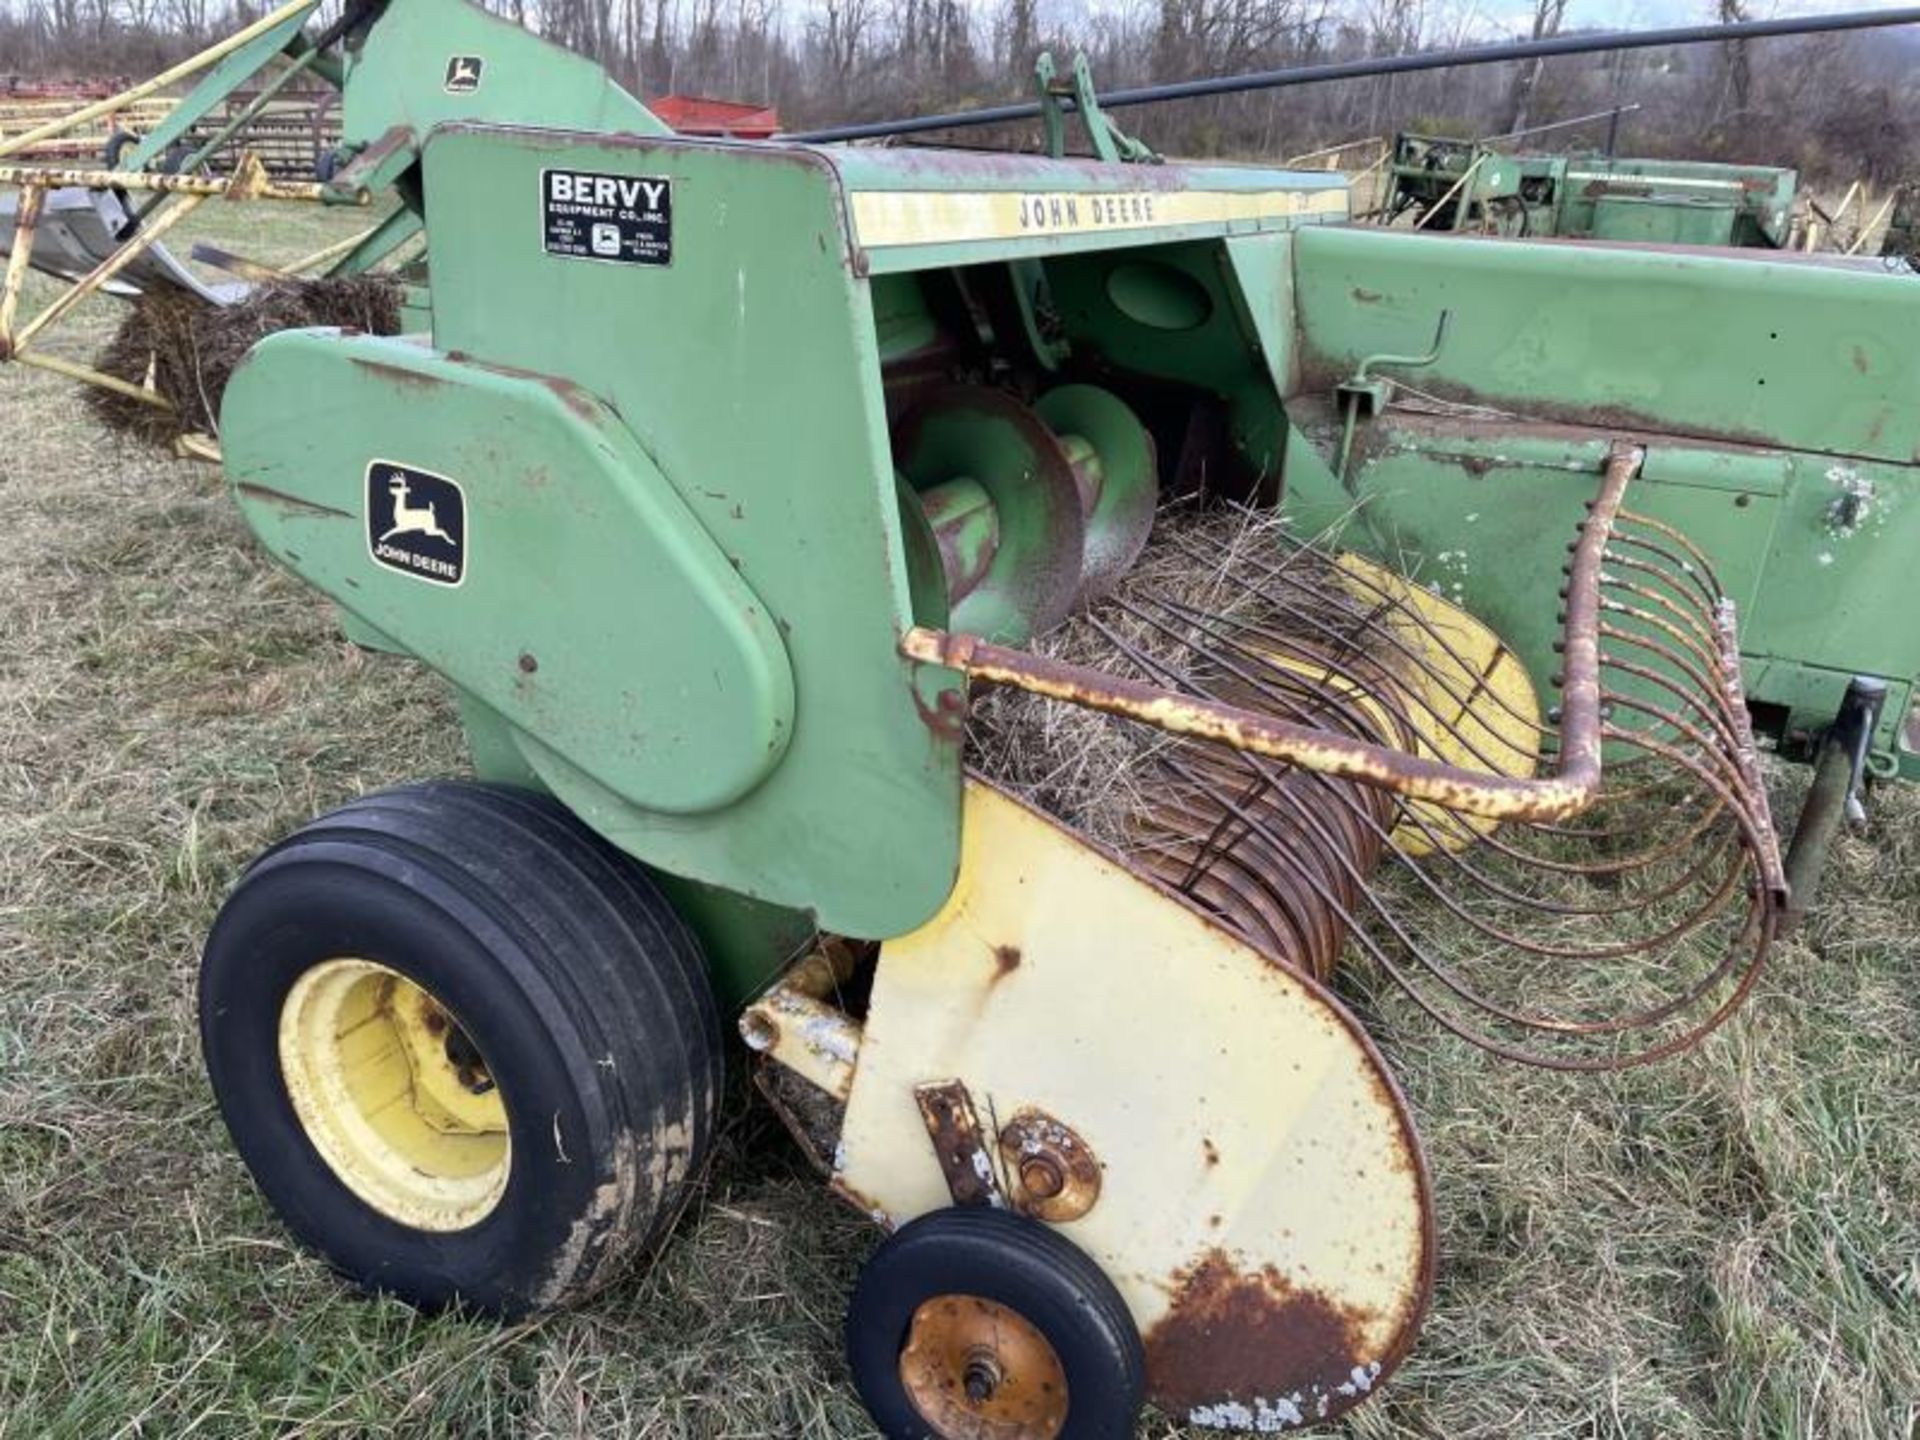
(836, 779, 1431, 1430)
(1336, 554, 1543, 854)
(849, 187, 1348, 249)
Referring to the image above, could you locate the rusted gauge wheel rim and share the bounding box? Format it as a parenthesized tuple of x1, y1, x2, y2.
(898, 1293, 1070, 1439)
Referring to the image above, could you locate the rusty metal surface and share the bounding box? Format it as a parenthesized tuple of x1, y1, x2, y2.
(901, 443, 1638, 826)
(752, 1062, 845, 1177)
(738, 985, 862, 1102)
(0, 158, 349, 204)
(913, 1080, 1005, 1209)
(1144, 1249, 1409, 1430)
(838, 778, 1435, 1429)
(997, 1108, 1102, 1223)
(897, 1294, 1070, 1440)
(951, 441, 1781, 1071)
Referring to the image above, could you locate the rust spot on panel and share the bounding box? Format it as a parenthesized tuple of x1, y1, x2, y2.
(828, 1175, 892, 1227)
(990, 944, 1021, 981)
(914, 1080, 1002, 1209)
(234, 482, 351, 520)
(349, 356, 445, 390)
(912, 684, 967, 746)
(539, 373, 604, 422)
(1143, 1250, 1382, 1429)
(1202, 1137, 1220, 1166)
(998, 1108, 1100, 1222)
(1852, 346, 1870, 375)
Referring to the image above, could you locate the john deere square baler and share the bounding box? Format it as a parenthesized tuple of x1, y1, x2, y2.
(3, 2, 1918, 1435)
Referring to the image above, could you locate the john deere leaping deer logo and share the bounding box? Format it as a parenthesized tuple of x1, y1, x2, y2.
(381, 472, 457, 546)
(366, 462, 465, 586)
(444, 55, 484, 93)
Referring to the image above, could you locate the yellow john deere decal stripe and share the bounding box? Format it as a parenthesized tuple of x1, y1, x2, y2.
(849, 187, 1348, 248)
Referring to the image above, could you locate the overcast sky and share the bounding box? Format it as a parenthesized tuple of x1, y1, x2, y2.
(1448, 0, 1919, 35)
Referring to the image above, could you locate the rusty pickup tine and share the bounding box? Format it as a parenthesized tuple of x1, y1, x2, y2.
(1084, 616, 1748, 963)
(1159, 740, 1767, 1061)
(903, 443, 1643, 824)
(1714, 598, 1786, 895)
(1204, 532, 1552, 743)
(1613, 510, 1729, 605)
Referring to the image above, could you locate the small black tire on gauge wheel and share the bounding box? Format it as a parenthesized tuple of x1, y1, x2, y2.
(199, 780, 722, 1318)
(847, 1207, 1145, 1440)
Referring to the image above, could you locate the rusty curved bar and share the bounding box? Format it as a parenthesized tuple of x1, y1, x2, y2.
(902, 441, 1642, 824)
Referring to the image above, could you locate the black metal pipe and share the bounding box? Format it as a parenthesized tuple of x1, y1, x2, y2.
(1782, 676, 1888, 926)
(789, 7, 1920, 144)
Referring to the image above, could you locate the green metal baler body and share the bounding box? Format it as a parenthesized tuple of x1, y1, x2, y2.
(218, 8, 1917, 1004)
(1282, 227, 1918, 772)
(220, 116, 1353, 1000)
(1561, 157, 1797, 248)
(1389, 132, 1795, 246)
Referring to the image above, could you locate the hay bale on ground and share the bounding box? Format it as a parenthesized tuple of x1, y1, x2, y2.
(88, 276, 402, 446)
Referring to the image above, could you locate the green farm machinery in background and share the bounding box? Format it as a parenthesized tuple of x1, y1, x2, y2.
(1382, 129, 1800, 245)
(4, 2, 1920, 1435)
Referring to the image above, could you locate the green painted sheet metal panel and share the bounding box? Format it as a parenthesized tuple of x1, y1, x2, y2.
(222, 334, 796, 816)
(1742, 452, 1920, 687)
(1046, 237, 1284, 395)
(1291, 225, 1920, 465)
(454, 690, 813, 1007)
(338, 0, 664, 153)
(1586, 196, 1738, 247)
(412, 123, 963, 941)
(1221, 232, 1298, 397)
(127, 3, 318, 171)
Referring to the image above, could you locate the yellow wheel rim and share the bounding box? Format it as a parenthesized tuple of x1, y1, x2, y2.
(278, 958, 511, 1232)
(898, 1294, 1070, 1440)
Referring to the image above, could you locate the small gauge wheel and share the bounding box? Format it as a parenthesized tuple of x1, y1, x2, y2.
(846, 1207, 1144, 1439)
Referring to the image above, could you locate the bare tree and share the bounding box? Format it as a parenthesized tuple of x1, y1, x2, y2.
(1499, 0, 1570, 137)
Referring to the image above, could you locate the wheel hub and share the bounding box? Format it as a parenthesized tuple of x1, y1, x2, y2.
(278, 957, 511, 1232)
(898, 1293, 1069, 1439)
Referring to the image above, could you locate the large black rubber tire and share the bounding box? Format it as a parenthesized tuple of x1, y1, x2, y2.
(847, 1207, 1146, 1439)
(200, 780, 723, 1317)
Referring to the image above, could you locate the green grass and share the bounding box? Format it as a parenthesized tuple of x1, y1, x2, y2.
(2, 201, 1917, 1438)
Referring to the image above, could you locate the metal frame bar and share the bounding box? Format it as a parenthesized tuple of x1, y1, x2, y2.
(0, 0, 319, 161)
(902, 442, 1643, 823)
(0, 150, 361, 455)
(791, 7, 1920, 143)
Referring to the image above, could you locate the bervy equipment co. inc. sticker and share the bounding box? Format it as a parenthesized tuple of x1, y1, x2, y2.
(367, 461, 465, 587)
(444, 55, 484, 92)
(542, 169, 671, 266)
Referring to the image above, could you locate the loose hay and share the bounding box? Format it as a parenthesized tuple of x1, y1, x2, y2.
(965, 498, 1777, 1068)
(966, 501, 1373, 850)
(86, 275, 403, 445)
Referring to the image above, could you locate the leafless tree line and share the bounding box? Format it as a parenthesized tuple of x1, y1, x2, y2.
(3, 0, 1915, 182)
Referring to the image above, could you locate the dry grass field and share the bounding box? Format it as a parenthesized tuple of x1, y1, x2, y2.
(1, 202, 1917, 1438)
